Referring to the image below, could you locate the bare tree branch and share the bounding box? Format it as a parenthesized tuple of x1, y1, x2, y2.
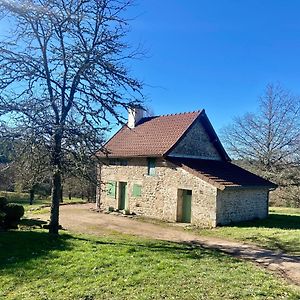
(0, 0, 144, 234)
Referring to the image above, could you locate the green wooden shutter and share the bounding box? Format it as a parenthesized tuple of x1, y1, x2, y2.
(107, 181, 116, 198)
(132, 184, 142, 197)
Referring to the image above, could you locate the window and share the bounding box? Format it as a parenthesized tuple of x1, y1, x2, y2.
(147, 158, 156, 176)
(108, 159, 118, 166)
(106, 181, 116, 198)
(120, 159, 128, 166)
(132, 184, 142, 197)
(108, 159, 128, 166)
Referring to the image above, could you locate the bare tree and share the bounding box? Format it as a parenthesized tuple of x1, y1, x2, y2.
(0, 0, 143, 234)
(221, 83, 300, 207)
(221, 84, 300, 174)
(0, 137, 15, 191)
(14, 139, 50, 205)
(0, 164, 14, 191)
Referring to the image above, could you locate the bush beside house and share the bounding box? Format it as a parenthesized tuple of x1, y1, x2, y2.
(0, 196, 24, 229)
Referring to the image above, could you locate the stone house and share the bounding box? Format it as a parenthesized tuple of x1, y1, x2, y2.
(97, 108, 276, 227)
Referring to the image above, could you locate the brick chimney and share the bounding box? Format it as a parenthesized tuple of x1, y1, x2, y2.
(128, 106, 144, 129)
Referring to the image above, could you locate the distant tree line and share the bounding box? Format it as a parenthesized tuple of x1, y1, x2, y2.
(0, 137, 97, 203)
(221, 83, 300, 207)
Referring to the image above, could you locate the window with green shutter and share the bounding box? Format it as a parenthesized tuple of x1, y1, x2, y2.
(132, 184, 142, 197)
(107, 181, 116, 198)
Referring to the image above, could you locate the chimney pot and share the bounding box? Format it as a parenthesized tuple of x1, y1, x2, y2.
(128, 106, 144, 128)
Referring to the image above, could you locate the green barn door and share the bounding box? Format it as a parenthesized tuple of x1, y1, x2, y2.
(182, 190, 192, 223)
(118, 182, 127, 210)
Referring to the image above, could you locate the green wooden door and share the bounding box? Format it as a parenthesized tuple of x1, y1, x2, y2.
(119, 182, 127, 210)
(182, 190, 192, 223)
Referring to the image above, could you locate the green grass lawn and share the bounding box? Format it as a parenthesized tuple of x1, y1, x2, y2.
(191, 207, 300, 255)
(269, 206, 300, 215)
(0, 230, 299, 300)
(0, 191, 86, 213)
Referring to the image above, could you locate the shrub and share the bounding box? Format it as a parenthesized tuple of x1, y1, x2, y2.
(4, 203, 25, 228)
(0, 196, 8, 210)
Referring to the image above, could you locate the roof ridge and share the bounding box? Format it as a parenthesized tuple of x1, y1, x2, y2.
(98, 109, 204, 158)
(149, 109, 202, 118)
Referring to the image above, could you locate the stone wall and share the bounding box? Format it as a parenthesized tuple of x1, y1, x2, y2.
(100, 157, 218, 227)
(169, 120, 222, 160)
(216, 188, 269, 225)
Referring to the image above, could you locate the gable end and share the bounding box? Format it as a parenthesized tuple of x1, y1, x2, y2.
(167, 110, 230, 161)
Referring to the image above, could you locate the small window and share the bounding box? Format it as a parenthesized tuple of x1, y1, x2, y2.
(132, 184, 142, 197)
(147, 158, 156, 176)
(108, 159, 127, 166)
(107, 181, 116, 198)
(108, 159, 118, 166)
(120, 159, 128, 166)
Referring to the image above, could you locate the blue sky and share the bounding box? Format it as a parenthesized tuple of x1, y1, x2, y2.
(1, 1, 300, 134)
(126, 0, 300, 131)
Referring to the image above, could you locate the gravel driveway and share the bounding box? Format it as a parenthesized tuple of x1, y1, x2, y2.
(32, 203, 300, 287)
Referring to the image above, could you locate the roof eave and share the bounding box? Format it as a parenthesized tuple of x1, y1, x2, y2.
(98, 154, 164, 159)
(222, 184, 278, 190)
(199, 111, 231, 162)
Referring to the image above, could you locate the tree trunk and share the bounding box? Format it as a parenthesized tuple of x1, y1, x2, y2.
(60, 185, 63, 203)
(29, 188, 34, 205)
(95, 164, 101, 209)
(49, 169, 61, 234)
(49, 131, 62, 235)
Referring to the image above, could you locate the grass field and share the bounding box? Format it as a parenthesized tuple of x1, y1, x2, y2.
(0, 193, 299, 299)
(0, 230, 299, 300)
(0, 191, 86, 213)
(192, 207, 300, 255)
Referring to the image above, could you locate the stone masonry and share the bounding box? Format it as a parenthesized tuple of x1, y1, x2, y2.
(99, 157, 271, 227)
(169, 119, 222, 160)
(216, 188, 269, 225)
(100, 158, 218, 228)
(98, 110, 273, 228)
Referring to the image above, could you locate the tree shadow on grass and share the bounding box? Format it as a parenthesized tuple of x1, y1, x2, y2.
(19, 218, 48, 229)
(0, 226, 232, 269)
(243, 234, 300, 254)
(0, 230, 73, 270)
(70, 235, 231, 263)
(226, 214, 300, 230)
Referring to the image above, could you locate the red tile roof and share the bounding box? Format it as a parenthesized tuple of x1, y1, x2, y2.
(168, 157, 277, 189)
(101, 111, 202, 157)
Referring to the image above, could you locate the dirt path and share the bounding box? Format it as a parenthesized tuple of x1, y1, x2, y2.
(32, 203, 300, 286)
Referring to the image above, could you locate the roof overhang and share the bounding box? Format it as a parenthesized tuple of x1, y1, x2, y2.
(166, 157, 278, 191)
